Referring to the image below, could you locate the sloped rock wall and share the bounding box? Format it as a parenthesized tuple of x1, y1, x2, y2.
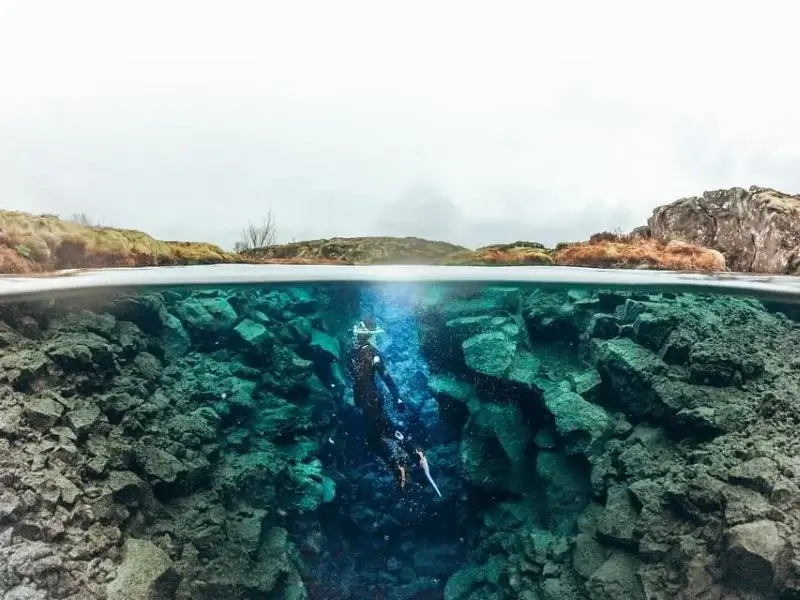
(417, 283, 800, 599)
(0, 285, 357, 600)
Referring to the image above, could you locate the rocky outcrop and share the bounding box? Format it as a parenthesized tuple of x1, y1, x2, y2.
(647, 185, 800, 273)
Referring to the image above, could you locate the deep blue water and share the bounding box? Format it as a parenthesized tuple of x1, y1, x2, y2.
(1, 265, 799, 600)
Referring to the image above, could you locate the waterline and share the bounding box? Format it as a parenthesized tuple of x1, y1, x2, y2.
(2, 264, 800, 303)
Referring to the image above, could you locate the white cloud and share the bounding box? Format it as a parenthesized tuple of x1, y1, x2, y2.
(0, 0, 798, 249)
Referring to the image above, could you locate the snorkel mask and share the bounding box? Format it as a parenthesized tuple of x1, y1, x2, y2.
(352, 320, 384, 344)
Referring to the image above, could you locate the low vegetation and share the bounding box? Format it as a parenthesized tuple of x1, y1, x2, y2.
(439, 241, 553, 266)
(0, 210, 726, 274)
(246, 236, 468, 264)
(0, 210, 248, 273)
(553, 238, 726, 271)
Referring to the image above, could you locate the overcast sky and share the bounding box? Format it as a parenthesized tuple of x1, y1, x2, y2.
(1, 1, 798, 250)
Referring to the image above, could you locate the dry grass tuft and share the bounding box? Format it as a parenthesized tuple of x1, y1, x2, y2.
(553, 238, 726, 271)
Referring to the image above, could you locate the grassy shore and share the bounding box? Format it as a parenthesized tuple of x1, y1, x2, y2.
(0, 210, 727, 274)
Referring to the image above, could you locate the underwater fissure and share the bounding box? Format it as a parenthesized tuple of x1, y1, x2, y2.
(0, 280, 799, 599)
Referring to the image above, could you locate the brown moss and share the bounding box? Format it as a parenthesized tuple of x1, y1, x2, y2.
(553, 239, 726, 271)
(0, 246, 34, 273)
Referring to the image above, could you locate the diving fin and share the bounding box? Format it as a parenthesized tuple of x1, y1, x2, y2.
(418, 453, 442, 497)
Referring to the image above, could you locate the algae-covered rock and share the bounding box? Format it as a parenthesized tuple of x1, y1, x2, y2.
(722, 520, 788, 589)
(310, 328, 341, 361)
(233, 318, 274, 354)
(459, 400, 533, 492)
(536, 450, 591, 535)
(175, 295, 238, 333)
(444, 565, 482, 600)
(689, 337, 765, 387)
(544, 388, 611, 455)
(587, 313, 620, 340)
(106, 538, 178, 600)
(462, 331, 517, 377)
(162, 313, 191, 359)
(593, 338, 677, 419)
(585, 552, 646, 600)
(506, 350, 542, 388)
(441, 286, 521, 320)
(428, 373, 477, 405)
(321, 476, 336, 503)
(22, 394, 65, 430)
(596, 484, 639, 548)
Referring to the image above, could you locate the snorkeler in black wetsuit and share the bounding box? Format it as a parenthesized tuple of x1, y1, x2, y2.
(347, 317, 426, 492)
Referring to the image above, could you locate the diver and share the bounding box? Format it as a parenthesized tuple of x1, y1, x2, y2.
(346, 317, 432, 494)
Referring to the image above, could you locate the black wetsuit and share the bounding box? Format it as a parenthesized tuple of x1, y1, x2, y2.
(347, 341, 419, 480)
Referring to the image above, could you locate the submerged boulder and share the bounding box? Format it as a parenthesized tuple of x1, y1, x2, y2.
(232, 318, 274, 355)
(309, 328, 341, 362)
(544, 388, 611, 455)
(106, 538, 178, 600)
(462, 331, 517, 378)
(722, 520, 788, 590)
(174, 295, 238, 337)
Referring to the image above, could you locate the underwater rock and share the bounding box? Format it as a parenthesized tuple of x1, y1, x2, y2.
(631, 311, 681, 352)
(232, 318, 274, 355)
(593, 338, 678, 420)
(321, 475, 336, 503)
(162, 313, 191, 360)
(506, 350, 542, 389)
(659, 327, 698, 365)
(441, 286, 521, 320)
(543, 388, 611, 456)
(722, 519, 788, 590)
(536, 450, 591, 535)
(309, 327, 340, 361)
(22, 393, 65, 431)
(585, 552, 646, 600)
(586, 313, 619, 340)
(462, 331, 517, 377)
(175, 295, 238, 337)
(567, 367, 603, 403)
(689, 337, 764, 387)
(459, 400, 533, 493)
(106, 537, 178, 600)
(596, 484, 639, 548)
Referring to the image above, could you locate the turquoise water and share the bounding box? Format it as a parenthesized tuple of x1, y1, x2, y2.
(0, 265, 798, 600)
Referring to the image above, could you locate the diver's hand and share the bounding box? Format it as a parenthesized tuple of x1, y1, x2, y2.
(396, 398, 406, 413)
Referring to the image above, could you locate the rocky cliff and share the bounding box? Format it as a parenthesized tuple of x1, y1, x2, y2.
(647, 185, 800, 273)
